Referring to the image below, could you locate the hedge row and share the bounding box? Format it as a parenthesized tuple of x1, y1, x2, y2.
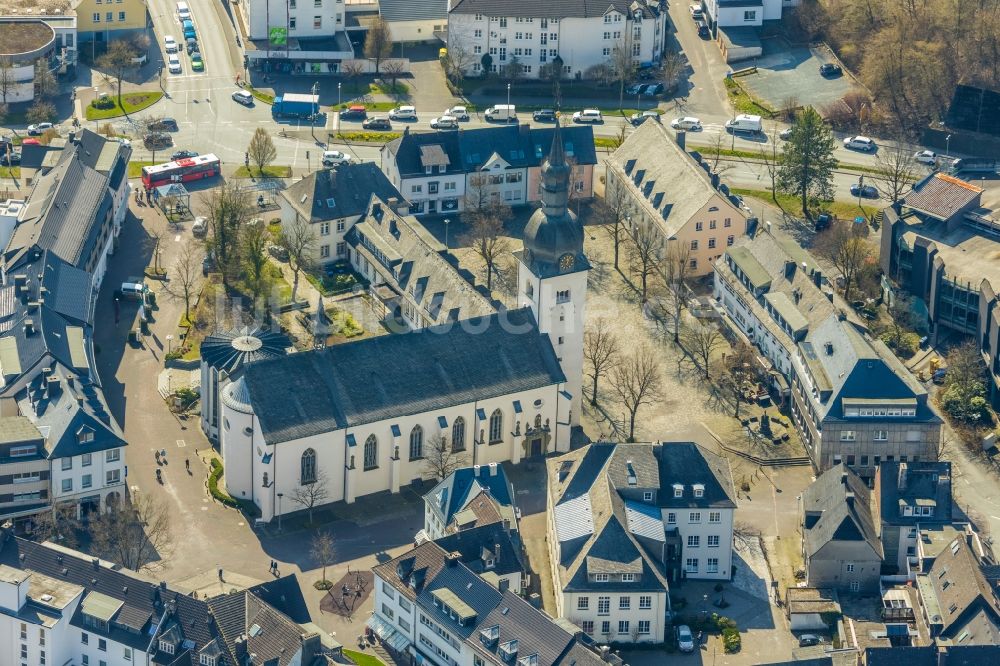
(208, 459, 239, 507)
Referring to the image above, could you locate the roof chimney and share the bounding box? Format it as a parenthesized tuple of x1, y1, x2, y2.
(784, 261, 796, 280)
(489, 462, 498, 477)
(825, 342, 834, 355)
(845, 491, 855, 508)
(23, 319, 35, 336)
(675, 130, 686, 151)
(445, 551, 461, 567)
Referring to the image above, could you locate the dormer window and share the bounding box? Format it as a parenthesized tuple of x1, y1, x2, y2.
(673, 484, 683, 498)
(595, 573, 609, 582)
(200, 656, 215, 666)
(693, 484, 705, 498)
(77, 427, 95, 444)
(643, 491, 653, 502)
(159, 640, 175, 655)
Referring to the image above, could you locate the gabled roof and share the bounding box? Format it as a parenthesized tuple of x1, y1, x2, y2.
(923, 537, 1000, 644)
(282, 162, 405, 222)
(243, 307, 565, 444)
(876, 461, 953, 526)
(903, 173, 983, 221)
(802, 464, 882, 559)
(434, 522, 526, 578)
(379, 0, 448, 22)
(426, 464, 514, 526)
(449, 0, 662, 20)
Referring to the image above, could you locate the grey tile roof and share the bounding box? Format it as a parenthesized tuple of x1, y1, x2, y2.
(434, 522, 526, 578)
(380, 0, 447, 22)
(903, 173, 983, 221)
(802, 464, 882, 558)
(373, 541, 451, 602)
(608, 117, 745, 239)
(923, 537, 1000, 643)
(468, 590, 575, 666)
(449, 0, 663, 20)
(653, 441, 736, 509)
(282, 162, 405, 222)
(386, 129, 464, 178)
(243, 307, 565, 443)
(200, 325, 290, 375)
(427, 464, 514, 526)
(876, 461, 953, 526)
(420, 557, 505, 639)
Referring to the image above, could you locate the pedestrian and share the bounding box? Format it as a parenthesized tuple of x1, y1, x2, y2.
(218, 568, 224, 581)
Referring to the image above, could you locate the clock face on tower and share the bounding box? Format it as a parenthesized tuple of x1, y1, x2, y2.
(559, 253, 575, 273)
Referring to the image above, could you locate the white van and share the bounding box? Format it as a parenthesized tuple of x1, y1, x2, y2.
(725, 114, 763, 133)
(485, 104, 516, 122)
(176, 1, 191, 22)
(121, 282, 147, 299)
(388, 105, 417, 120)
(572, 109, 603, 124)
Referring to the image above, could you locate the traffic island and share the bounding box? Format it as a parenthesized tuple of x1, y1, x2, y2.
(85, 91, 164, 120)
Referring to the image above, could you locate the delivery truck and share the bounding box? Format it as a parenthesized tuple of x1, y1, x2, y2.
(272, 93, 320, 119)
(725, 114, 763, 134)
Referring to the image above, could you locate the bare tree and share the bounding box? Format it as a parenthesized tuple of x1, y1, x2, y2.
(202, 182, 253, 288)
(26, 101, 56, 125)
(242, 219, 270, 303)
(364, 17, 393, 75)
(29, 501, 81, 549)
(813, 219, 874, 302)
(610, 345, 664, 441)
(247, 127, 277, 177)
(89, 494, 173, 573)
(660, 48, 686, 94)
(289, 471, 331, 525)
(607, 123, 628, 151)
(626, 223, 661, 303)
(32, 59, 58, 100)
(758, 124, 782, 200)
(146, 226, 164, 275)
(277, 215, 316, 302)
(651, 241, 692, 343)
(584, 318, 621, 405)
(720, 341, 760, 418)
(733, 521, 762, 551)
(381, 60, 407, 97)
(705, 131, 734, 176)
(872, 139, 917, 204)
(610, 37, 636, 110)
(680, 320, 726, 379)
(423, 434, 469, 481)
(310, 531, 336, 585)
(461, 214, 511, 292)
(601, 170, 631, 271)
(443, 31, 477, 82)
(166, 239, 201, 322)
(0, 56, 16, 104)
(96, 39, 138, 107)
(0, 103, 8, 129)
(503, 56, 524, 81)
(341, 60, 366, 94)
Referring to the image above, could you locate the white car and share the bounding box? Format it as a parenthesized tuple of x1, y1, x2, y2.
(670, 116, 702, 130)
(444, 106, 469, 121)
(231, 90, 254, 106)
(843, 135, 876, 152)
(164, 35, 178, 53)
(27, 122, 53, 135)
(322, 150, 351, 167)
(388, 105, 417, 120)
(914, 150, 937, 165)
(572, 109, 603, 123)
(191, 216, 207, 237)
(689, 4, 704, 19)
(430, 115, 459, 130)
(167, 54, 182, 74)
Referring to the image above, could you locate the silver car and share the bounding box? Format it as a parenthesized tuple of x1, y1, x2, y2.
(675, 624, 695, 652)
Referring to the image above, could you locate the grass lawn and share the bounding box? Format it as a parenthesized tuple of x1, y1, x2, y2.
(370, 81, 409, 96)
(0, 167, 20, 178)
(344, 649, 385, 666)
(128, 161, 154, 178)
(724, 77, 777, 118)
(85, 91, 164, 120)
(731, 187, 880, 220)
(233, 165, 292, 178)
(334, 101, 398, 112)
(247, 86, 275, 104)
(305, 263, 367, 296)
(334, 131, 401, 143)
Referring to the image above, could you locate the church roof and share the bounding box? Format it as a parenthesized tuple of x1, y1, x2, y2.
(243, 308, 565, 444)
(200, 326, 290, 375)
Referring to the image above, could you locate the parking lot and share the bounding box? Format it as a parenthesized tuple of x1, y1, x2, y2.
(739, 38, 860, 111)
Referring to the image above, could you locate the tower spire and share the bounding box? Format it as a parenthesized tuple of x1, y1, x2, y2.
(549, 119, 566, 168)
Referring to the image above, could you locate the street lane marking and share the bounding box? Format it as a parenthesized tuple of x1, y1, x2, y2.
(176, 439, 186, 448)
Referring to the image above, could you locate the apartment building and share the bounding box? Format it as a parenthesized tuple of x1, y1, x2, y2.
(422, 464, 516, 540)
(74, 0, 149, 45)
(702, 0, 801, 28)
(446, 0, 667, 79)
(605, 122, 750, 277)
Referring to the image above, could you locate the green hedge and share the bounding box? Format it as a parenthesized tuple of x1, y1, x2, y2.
(208, 459, 239, 507)
(722, 627, 741, 653)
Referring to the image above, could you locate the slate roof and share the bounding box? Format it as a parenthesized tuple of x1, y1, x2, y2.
(449, 0, 663, 20)
(434, 522, 527, 578)
(864, 646, 1000, 666)
(903, 173, 983, 221)
(447, 489, 509, 531)
(380, 0, 448, 22)
(652, 441, 737, 509)
(347, 196, 496, 325)
(923, 537, 1000, 644)
(877, 461, 953, 526)
(428, 464, 514, 526)
(243, 307, 565, 443)
(385, 129, 464, 177)
(802, 464, 882, 559)
(282, 162, 405, 222)
(200, 325, 290, 375)
(609, 117, 745, 239)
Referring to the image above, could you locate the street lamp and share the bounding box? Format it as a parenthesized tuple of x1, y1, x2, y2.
(338, 82, 342, 108)
(507, 83, 511, 107)
(444, 218, 450, 248)
(311, 81, 319, 142)
(945, 134, 952, 157)
(277, 492, 283, 531)
(166, 334, 173, 355)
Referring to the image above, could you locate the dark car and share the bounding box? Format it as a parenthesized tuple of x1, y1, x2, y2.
(696, 19, 710, 38)
(532, 109, 557, 122)
(814, 212, 833, 231)
(186, 38, 198, 54)
(798, 634, 821, 647)
(340, 105, 368, 120)
(171, 149, 198, 160)
(149, 118, 178, 131)
(850, 183, 879, 198)
(144, 133, 172, 149)
(1, 150, 21, 166)
(644, 83, 665, 95)
(932, 368, 947, 384)
(362, 117, 392, 130)
(820, 63, 843, 77)
(202, 250, 215, 276)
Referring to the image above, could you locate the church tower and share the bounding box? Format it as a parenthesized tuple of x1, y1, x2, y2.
(516, 122, 590, 427)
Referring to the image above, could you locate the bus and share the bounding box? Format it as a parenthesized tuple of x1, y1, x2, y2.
(141, 154, 220, 188)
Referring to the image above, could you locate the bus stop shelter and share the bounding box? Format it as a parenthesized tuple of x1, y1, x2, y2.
(238, 178, 285, 213)
(155, 183, 192, 221)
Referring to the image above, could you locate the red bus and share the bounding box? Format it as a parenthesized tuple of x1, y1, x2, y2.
(141, 154, 220, 188)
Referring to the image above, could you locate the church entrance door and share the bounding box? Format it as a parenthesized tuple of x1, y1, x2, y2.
(529, 438, 543, 457)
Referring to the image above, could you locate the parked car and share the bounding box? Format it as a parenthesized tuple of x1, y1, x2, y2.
(191, 216, 207, 237)
(340, 105, 368, 120)
(430, 115, 459, 130)
(572, 109, 603, 123)
(798, 634, 821, 647)
(144, 133, 172, 149)
(186, 38, 198, 54)
(232, 90, 254, 106)
(164, 35, 178, 53)
(362, 117, 392, 130)
(167, 54, 182, 74)
(268, 244, 289, 261)
(644, 83, 664, 95)
(171, 150, 198, 160)
(670, 116, 702, 130)
(689, 4, 704, 19)
(779, 128, 793, 140)
(149, 118, 178, 131)
(388, 105, 417, 120)
(27, 122, 53, 136)
(815, 212, 833, 231)
(202, 250, 215, 276)
(914, 150, 937, 165)
(445, 105, 469, 120)
(676, 625, 695, 653)
(932, 368, 947, 384)
(20, 138, 40, 146)
(322, 150, 352, 167)
(191, 52, 204, 71)
(843, 135, 876, 152)
(819, 63, 842, 77)
(532, 109, 557, 122)
(0, 150, 21, 166)
(630, 111, 660, 125)
(120, 282, 147, 300)
(697, 19, 711, 38)
(850, 183, 879, 198)
(626, 83, 645, 95)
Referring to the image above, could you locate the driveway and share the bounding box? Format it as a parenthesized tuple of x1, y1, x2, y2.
(739, 39, 860, 111)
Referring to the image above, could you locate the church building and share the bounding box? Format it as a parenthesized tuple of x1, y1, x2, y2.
(218, 125, 591, 520)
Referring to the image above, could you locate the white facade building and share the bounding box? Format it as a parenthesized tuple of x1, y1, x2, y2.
(703, 0, 801, 28)
(247, 0, 347, 41)
(446, 1, 667, 79)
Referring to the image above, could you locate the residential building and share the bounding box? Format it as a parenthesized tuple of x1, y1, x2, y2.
(801, 464, 882, 594)
(0, 15, 77, 103)
(73, 0, 149, 46)
(370, 540, 605, 666)
(879, 179, 1000, 409)
(916, 537, 1000, 646)
(381, 125, 596, 216)
(702, 0, 801, 28)
(545, 436, 737, 642)
(716, 230, 943, 477)
(378, 0, 449, 42)
(0, 526, 338, 666)
(277, 162, 405, 266)
(433, 522, 529, 594)
(865, 645, 1000, 665)
(606, 123, 750, 277)
(874, 461, 954, 576)
(345, 195, 497, 330)
(446, 0, 668, 79)
(423, 464, 516, 540)
(785, 587, 841, 632)
(245, 0, 354, 68)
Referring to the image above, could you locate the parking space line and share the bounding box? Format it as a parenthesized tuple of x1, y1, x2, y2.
(176, 439, 186, 448)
